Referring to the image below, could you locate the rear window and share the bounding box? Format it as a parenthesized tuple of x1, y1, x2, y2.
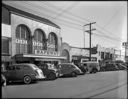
(29, 64, 39, 70)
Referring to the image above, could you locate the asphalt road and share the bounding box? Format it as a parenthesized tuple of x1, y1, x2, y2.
(2, 70, 127, 98)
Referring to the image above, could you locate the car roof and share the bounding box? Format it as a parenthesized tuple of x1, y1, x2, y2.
(81, 61, 98, 63)
(59, 63, 75, 65)
(11, 63, 35, 66)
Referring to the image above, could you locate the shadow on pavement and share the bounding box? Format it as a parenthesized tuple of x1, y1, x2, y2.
(6, 81, 37, 86)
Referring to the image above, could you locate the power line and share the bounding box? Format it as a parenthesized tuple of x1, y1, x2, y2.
(96, 29, 122, 41)
(22, 2, 83, 27)
(7, 2, 123, 44)
(44, 2, 123, 41)
(24, 2, 123, 42)
(25, 1, 124, 42)
(52, 2, 80, 20)
(102, 6, 123, 28)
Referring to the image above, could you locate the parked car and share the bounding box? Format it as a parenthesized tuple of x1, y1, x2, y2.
(4, 63, 45, 84)
(81, 61, 100, 73)
(39, 63, 59, 80)
(100, 63, 119, 71)
(57, 63, 83, 77)
(78, 63, 88, 74)
(115, 63, 127, 70)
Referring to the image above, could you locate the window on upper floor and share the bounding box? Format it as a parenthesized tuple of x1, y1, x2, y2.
(2, 37, 9, 54)
(15, 24, 31, 54)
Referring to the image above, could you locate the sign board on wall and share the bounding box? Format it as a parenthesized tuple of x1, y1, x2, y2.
(71, 48, 89, 56)
(2, 24, 11, 37)
(35, 50, 59, 56)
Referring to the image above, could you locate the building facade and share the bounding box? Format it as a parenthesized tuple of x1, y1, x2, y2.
(61, 42, 89, 65)
(90, 44, 115, 62)
(2, 3, 66, 69)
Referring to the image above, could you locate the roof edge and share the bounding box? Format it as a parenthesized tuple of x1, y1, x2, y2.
(2, 3, 61, 29)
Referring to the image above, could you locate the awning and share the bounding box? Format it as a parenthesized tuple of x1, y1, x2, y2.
(15, 54, 67, 60)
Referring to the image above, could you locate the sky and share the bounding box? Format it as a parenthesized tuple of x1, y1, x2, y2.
(2, 1, 127, 55)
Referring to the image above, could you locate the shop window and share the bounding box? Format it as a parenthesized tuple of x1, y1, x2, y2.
(48, 32, 58, 51)
(33, 29, 46, 51)
(15, 25, 31, 54)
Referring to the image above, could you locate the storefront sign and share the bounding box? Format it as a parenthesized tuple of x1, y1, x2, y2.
(16, 39, 27, 44)
(33, 41, 43, 46)
(47, 43, 55, 49)
(35, 49, 59, 56)
(2, 24, 11, 37)
(72, 56, 78, 60)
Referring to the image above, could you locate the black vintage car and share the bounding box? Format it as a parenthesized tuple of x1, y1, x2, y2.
(39, 64, 59, 80)
(78, 63, 87, 74)
(100, 63, 119, 71)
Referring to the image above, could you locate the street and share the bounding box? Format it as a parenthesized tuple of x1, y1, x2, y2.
(2, 70, 127, 98)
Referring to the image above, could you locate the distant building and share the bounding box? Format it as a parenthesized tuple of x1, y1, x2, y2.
(61, 42, 89, 65)
(85, 44, 116, 62)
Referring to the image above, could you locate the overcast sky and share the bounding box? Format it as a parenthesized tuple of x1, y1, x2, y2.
(2, 1, 127, 54)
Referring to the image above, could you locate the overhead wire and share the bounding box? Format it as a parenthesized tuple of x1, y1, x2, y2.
(7, 1, 123, 44)
(42, 2, 124, 42)
(32, 2, 123, 42)
(52, 2, 80, 20)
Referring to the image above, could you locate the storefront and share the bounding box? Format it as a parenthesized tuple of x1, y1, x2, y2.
(2, 3, 66, 67)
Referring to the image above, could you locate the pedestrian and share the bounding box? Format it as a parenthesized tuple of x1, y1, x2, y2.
(1, 64, 7, 86)
(1, 73, 6, 86)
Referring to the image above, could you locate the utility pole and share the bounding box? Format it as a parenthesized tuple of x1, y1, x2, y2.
(83, 25, 85, 48)
(84, 22, 96, 61)
(122, 42, 128, 62)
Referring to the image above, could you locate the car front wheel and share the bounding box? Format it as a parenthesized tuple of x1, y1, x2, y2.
(23, 76, 31, 84)
(47, 73, 56, 80)
(71, 72, 77, 77)
(92, 69, 98, 73)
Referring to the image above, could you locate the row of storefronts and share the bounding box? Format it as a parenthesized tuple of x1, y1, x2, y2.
(1, 3, 119, 70)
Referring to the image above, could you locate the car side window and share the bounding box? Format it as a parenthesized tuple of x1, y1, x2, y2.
(8, 66, 15, 70)
(23, 65, 30, 70)
(61, 64, 67, 69)
(15, 66, 21, 70)
(83, 63, 87, 67)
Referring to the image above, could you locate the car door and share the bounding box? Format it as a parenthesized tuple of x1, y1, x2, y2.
(62, 64, 71, 75)
(15, 65, 24, 80)
(58, 64, 66, 75)
(6, 65, 16, 81)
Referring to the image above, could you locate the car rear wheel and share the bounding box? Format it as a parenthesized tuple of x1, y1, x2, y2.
(92, 69, 98, 73)
(48, 73, 56, 80)
(71, 72, 77, 77)
(23, 76, 31, 84)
